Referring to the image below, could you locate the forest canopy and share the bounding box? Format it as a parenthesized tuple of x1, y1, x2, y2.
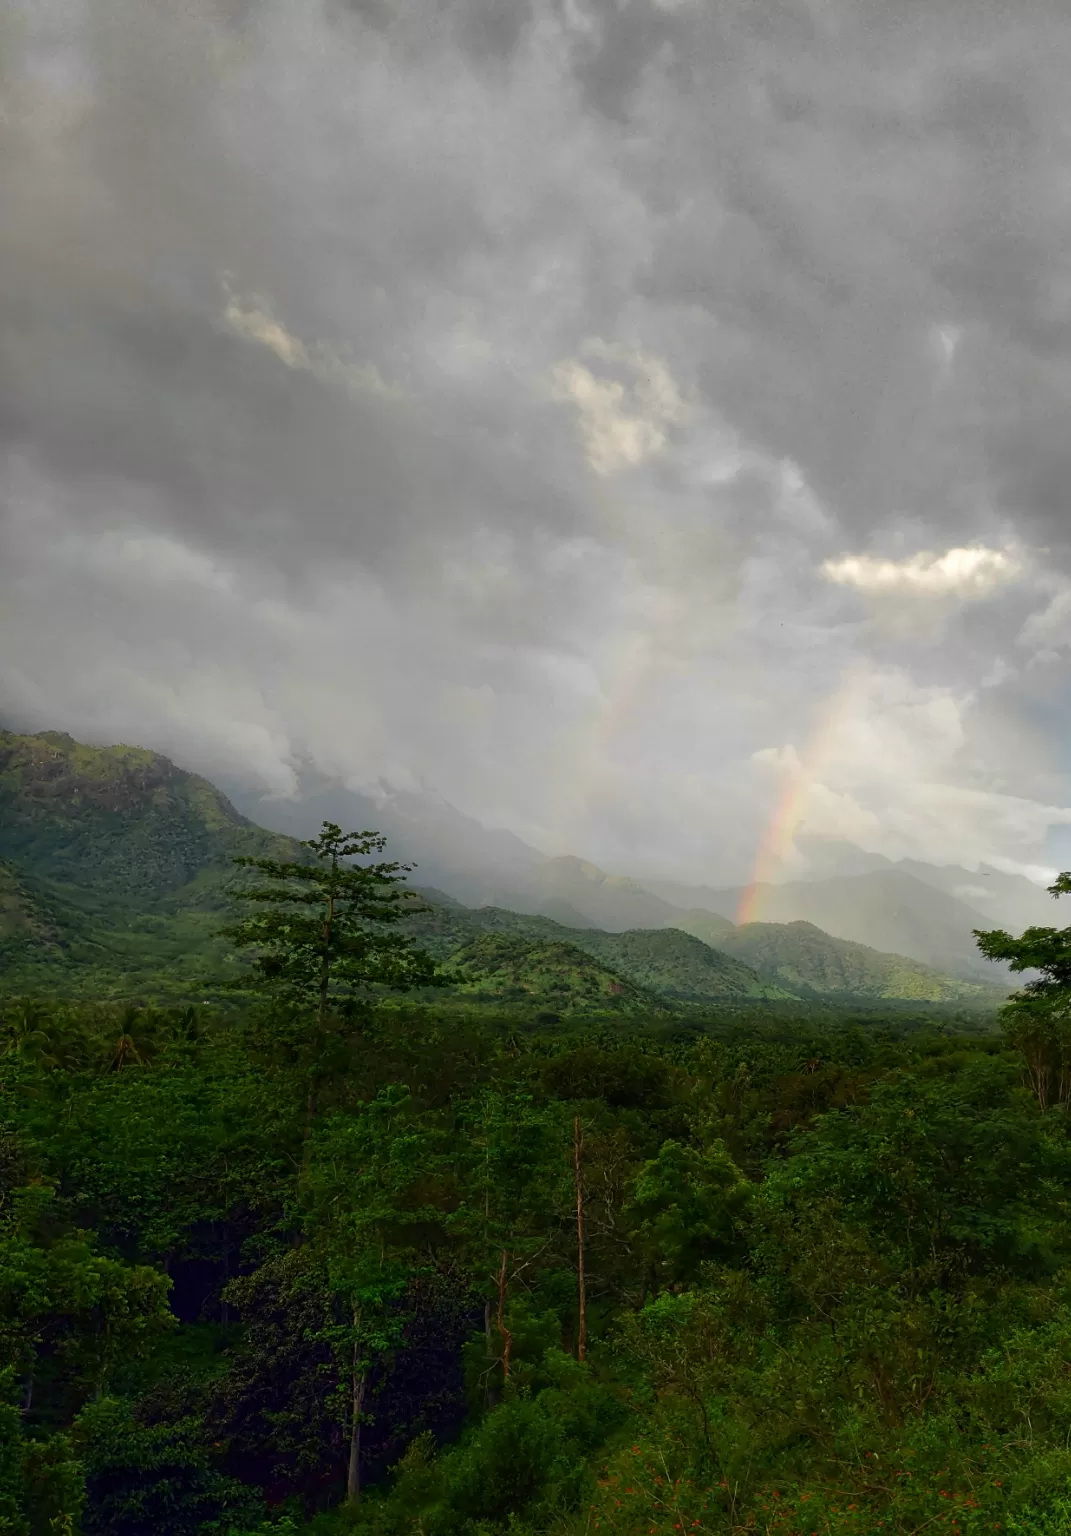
(3, 828, 1071, 1534)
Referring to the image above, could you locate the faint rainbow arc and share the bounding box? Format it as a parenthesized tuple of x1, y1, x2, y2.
(735, 666, 866, 926)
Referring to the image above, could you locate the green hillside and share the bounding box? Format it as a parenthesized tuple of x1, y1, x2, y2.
(0, 859, 60, 948)
(0, 728, 299, 997)
(401, 898, 788, 1003)
(440, 931, 661, 1014)
(666, 907, 736, 948)
(0, 728, 1004, 1011)
(719, 920, 1003, 1002)
(0, 730, 277, 892)
(565, 925, 792, 1002)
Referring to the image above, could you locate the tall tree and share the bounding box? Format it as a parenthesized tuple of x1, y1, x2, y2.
(225, 822, 437, 1024)
(453, 1092, 571, 1391)
(300, 1087, 448, 1504)
(573, 1115, 587, 1364)
(976, 871, 1071, 1110)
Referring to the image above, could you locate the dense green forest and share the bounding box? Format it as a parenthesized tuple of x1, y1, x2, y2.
(7, 983, 1071, 1535)
(9, 727, 1071, 1534)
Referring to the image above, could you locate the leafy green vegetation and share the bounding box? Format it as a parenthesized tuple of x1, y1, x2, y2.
(3, 985, 1071, 1534)
(398, 898, 986, 1010)
(0, 729, 302, 1000)
(7, 725, 1060, 1534)
(440, 931, 662, 1012)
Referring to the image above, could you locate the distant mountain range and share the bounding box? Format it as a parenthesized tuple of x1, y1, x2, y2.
(233, 776, 1051, 984)
(399, 896, 995, 1009)
(0, 728, 1018, 1008)
(397, 896, 790, 1010)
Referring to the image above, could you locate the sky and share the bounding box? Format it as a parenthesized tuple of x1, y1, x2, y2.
(3, 0, 1071, 888)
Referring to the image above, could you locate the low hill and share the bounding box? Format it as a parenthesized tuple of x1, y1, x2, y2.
(651, 868, 1004, 983)
(402, 899, 786, 1003)
(441, 932, 661, 1015)
(565, 926, 792, 1002)
(401, 896, 989, 1005)
(719, 921, 1002, 1002)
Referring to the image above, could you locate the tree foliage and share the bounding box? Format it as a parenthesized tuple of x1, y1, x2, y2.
(976, 869, 1071, 1108)
(6, 938, 1071, 1533)
(225, 822, 438, 1019)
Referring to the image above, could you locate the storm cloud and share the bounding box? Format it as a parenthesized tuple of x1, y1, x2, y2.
(3, 0, 1071, 883)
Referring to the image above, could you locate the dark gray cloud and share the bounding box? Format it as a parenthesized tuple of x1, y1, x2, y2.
(2, 0, 1071, 881)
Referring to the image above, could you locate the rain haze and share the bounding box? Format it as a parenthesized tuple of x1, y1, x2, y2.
(4, 0, 1071, 893)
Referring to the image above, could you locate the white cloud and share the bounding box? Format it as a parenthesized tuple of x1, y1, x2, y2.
(1018, 584, 1071, 653)
(822, 545, 1019, 598)
(931, 323, 961, 371)
(549, 340, 688, 475)
(746, 662, 1071, 875)
(222, 284, 405, 402)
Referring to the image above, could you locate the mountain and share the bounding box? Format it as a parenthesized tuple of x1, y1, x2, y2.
(0, 727, 1010, 1008)
(641, 868, 1010, 983)
(497, 856, 711, 933)
(231, 774, 1037, 981)
(0, 729, 771, 1009)
(402, 896, 999, 1005)
(741, 870, 1014, 982)
(441, 932, 661, 1015)
(0, 729, 291, 897)
(775, 838, 1059, 934)
(896, 859, 1058, 935)
(238, 785, 735, 933)
(644, 876, 747, 916)
(718, 921, 999, 1002)
(0, 728, 299, 996)
(402, 899, 789, 1004)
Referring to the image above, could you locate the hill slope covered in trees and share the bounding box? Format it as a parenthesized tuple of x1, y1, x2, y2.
(718, 920, 994, 1001)
(0, 729, 1005, 1010)
(0, 728, 299, 997)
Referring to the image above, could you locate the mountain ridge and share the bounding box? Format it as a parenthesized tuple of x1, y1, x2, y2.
(237, 772, 1037, 981)
(0, 728, 1010, 1006)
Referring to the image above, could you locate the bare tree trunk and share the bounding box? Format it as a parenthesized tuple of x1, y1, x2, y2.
(574, 1116, 587, 1363)
(318, 864, 337, 1029)
(220, 1232, 230, 1326)
(495, 1249, 512, 1383)
(484, 1298, 498, 1407)
(346, 1334, 364, 1504)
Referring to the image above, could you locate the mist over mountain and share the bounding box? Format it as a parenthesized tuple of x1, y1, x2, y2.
(1, 728, 1010, 1004)
(234, 772, 1033, 983)
(647, 870, 1003, 983)
(233, 781, 706, 932)
(228, 776, 546, 907)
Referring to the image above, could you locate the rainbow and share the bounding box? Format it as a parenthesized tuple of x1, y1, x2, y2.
(735, 664, 867, 925)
